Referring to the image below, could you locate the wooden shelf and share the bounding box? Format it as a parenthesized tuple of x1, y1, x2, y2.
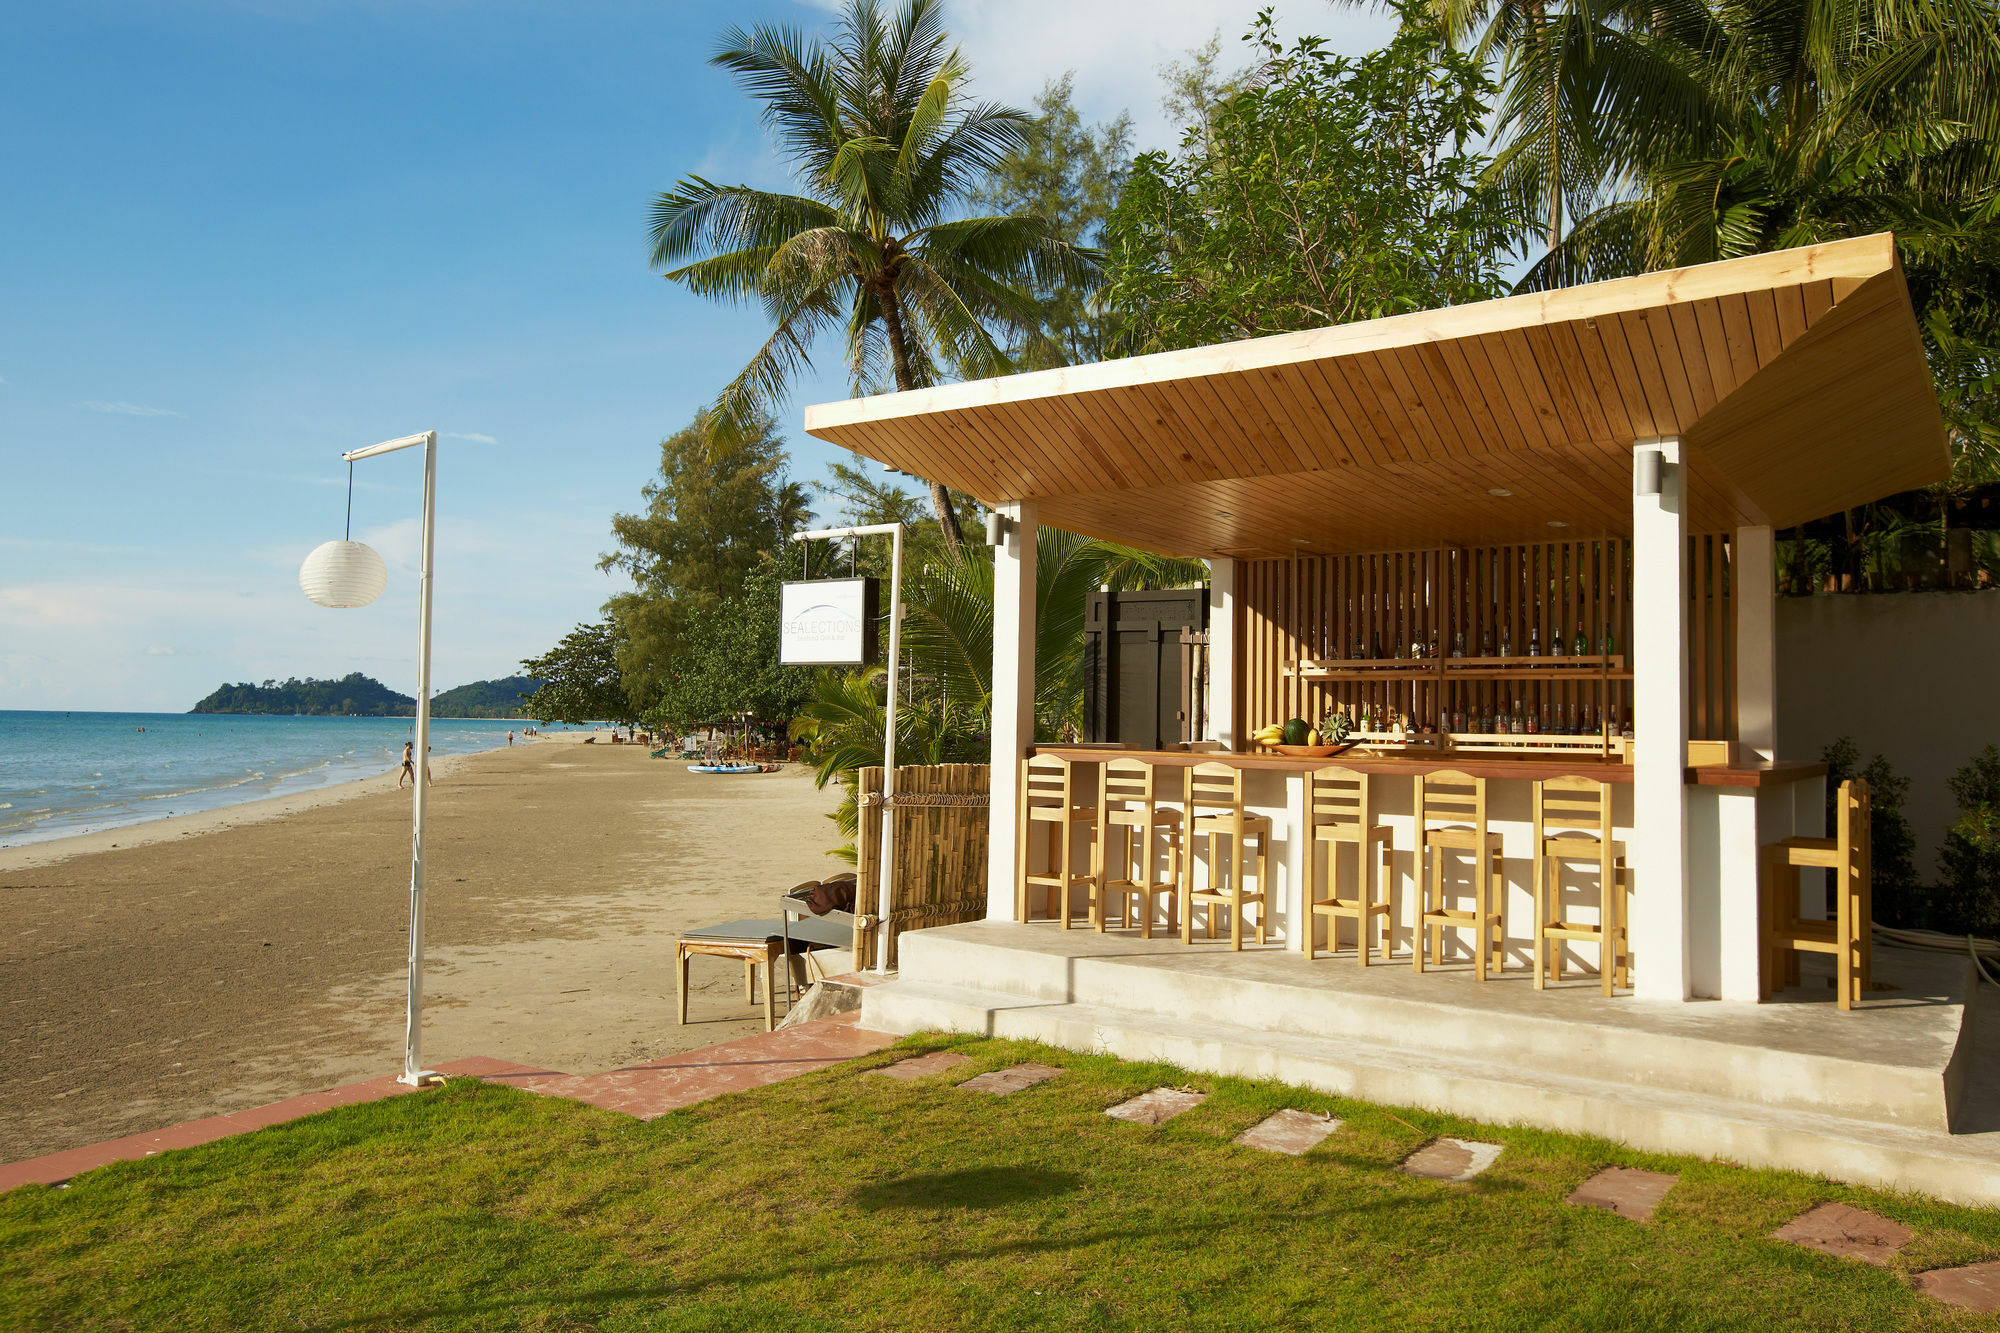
(1442, 654, 1625, 672)
(1292, 654, 1628, 683)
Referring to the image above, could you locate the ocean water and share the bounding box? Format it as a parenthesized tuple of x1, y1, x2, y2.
(0, 711, 529, 849)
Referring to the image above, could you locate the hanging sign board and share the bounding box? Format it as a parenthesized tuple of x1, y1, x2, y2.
(780, 578, 879, 665)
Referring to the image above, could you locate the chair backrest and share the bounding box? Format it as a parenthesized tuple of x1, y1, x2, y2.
(1310, 766, 1371, 829)
(1188, 761, 1245, 814)
(1534, 774, 1612, 845)
(1418, 769, 1486, 832)
(1022, 753, 1082, 813)
(1101, 757, 1176, 810)
(1838, 777, 1872, 880)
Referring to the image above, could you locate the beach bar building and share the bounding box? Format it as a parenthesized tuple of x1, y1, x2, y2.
(805, 234, 2000, 1202)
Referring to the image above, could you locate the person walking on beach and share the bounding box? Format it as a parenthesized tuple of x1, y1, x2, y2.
(506, 730, 514, 747)
(397, 741, 431, 788)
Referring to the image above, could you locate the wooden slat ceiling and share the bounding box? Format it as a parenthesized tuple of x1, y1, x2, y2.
(803, 233, 1951, 558)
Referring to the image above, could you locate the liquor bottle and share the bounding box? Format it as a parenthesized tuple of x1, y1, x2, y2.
(1428, 632, 1440, 660)
(1601, 626, 1616, 657)
(1551, 627, 1566, 657)
(1452, 631, 1465, 659)
(1573, 621, 1588, 656)
(1371, 631, 1384, 660)
(1511, 703, 1526, 736)
(1498, 625, 1512, 658)
(1527, 626, 1541, 657)
(1525, 702, 1539, 734)
(1350, 633, 1364, 660)
(1394, 638, 1407, 660)
(1480, 628, 1493, 656)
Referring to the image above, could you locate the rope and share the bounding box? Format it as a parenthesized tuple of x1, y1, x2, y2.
(857, 792, 989, 808)
(1871, 923, 2000, 987)
(344, 460, 355, 541)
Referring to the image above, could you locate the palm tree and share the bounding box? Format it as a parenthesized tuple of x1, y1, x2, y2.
(649, 0, 1100, 553)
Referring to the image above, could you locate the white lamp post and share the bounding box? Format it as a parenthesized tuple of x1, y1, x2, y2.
(789, 522, 903, 973)
(301, 430, 441, 1086)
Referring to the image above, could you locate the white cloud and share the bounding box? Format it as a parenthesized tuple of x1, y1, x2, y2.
(144, 645, 178, 656)
(444, 431, 497, 444)
(79, 400, 182, 418)
(795, 0, 1399, 149)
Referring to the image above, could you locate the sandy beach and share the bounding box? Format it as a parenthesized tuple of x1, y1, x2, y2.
(0, 739, 847, 1163)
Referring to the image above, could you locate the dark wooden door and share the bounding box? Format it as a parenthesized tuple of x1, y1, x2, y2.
(1083, 589, 1210, 746)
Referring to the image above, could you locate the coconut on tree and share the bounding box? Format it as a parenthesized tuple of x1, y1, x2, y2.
(648, 0, 1100, 554)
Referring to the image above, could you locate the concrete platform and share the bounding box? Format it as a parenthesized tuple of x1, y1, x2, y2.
(861, 921, 2000, 1206)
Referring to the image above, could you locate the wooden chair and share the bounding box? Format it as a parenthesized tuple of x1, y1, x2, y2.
(1015, 753, 1099, 928)
(1306, 766, 1394, 964)
(1414, 770, 1506, 979)
(1761, 779, 1873, 1010)
(1184, 762, 1272, 950)
(1097, 758, 1184, 936)
(1531, 776, 1630, 995)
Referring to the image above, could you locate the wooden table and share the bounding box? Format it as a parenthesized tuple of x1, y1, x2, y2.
(676, 922, 785, 1031)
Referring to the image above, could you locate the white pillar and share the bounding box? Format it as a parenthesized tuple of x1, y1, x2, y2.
(985, 501, 1038, 922)
(1632, 437, 1692, 1002)
(1734, 525, 1777, 762)
(1715, 524, 1777, 1001)
(1208, 557, 1238, 750)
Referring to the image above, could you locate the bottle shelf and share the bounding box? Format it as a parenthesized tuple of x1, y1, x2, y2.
(1294, 655, 1628, 682)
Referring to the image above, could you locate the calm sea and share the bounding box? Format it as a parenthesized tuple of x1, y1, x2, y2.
(0, 711, 527, 849)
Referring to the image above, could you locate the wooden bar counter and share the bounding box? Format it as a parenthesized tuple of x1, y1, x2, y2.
(1031, 745, 1822, 788)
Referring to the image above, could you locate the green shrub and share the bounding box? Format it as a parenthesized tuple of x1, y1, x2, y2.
(1820, 738, 1921, 926)
(1936, 746, 2000, 937)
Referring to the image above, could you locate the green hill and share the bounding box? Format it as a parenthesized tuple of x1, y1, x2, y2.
(430, 676, 542, 718)
(190, 673, 415, 716)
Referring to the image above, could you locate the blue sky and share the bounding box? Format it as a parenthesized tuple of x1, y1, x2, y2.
(0, 0, 1394, 712)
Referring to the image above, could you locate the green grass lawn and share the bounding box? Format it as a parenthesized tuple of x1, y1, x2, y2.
(4, 1035, 1998, 1332)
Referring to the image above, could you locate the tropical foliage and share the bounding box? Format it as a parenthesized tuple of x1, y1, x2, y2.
(1101, 10, 1522, 355)
(519, 623, 634, 726)
(647, 0, 1100, 550)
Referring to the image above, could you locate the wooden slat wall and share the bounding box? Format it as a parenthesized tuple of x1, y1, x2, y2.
(1240, 538, 1734, 741)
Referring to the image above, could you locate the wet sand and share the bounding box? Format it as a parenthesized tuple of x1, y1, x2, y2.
(0, 741, 847, 1162)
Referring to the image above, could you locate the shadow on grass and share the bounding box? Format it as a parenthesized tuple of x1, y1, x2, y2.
(852, 1165, 1080, 1211)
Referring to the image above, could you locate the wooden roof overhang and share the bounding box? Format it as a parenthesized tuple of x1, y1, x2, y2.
(803, 234, 1950, 559)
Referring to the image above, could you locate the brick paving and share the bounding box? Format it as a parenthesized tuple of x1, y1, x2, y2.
(957, 1062, 1064, 1095)
(506, 1015, 898, 1119)
(866, 1050, 973, 1081)
(1914, 1260, 2000, 1313)
(1105, 1087, 1206, 1125)
(1566, 1167, 1678, 1221)
(1400, 1137, 1504, 1182)
(1235, 1109, 1341, 1155)
(1770, 1202, 1913, 1265)
(0, 1056, 553, 1193)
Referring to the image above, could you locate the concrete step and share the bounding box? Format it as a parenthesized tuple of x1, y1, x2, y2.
(894, 924, 1965, 1132)
(860, 978, 2000, 1207)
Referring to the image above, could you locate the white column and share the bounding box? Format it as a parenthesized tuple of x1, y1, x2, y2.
(1734, 525, 1777, 762)
(985, 501, 1039, 922)
(1714, 524, 1777, 1001)
(1207, 556, 1238, 750)
(1632, 437, 1692, 1002)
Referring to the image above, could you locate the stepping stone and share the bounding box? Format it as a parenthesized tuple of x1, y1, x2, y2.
(1235, 1109, 1341, 1155)
(1105, 1087, 1206, 1125)
(957, 1062, 1064, 1096)
(1916, 1260, 2000, 1313)
(1770, 1202, 1912, 1265)
(1566, 1167, 1678, 1221)
(867, 1051, 972, 1081)
(1400, 1137, 1503, 1182)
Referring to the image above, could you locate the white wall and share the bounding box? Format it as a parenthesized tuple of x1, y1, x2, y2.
(1777, 591, 2000, 871)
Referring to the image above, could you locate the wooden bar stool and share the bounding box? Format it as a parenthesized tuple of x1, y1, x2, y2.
(1097, 758, 1184, 936)
(1306, 766, 1394, 964)
(1016, 753, 1099, 928)
(1532, 775, 1630, 995)
(1761, 779, 1872, 1009)
(1414, 770, 1505, 979)
(1184, 762, 1272, 950)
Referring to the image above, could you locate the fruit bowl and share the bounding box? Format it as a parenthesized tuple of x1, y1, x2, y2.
(1265, 742, 1357, 758)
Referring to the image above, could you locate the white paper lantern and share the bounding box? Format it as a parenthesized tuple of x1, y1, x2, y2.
(300, 539, 388, 608)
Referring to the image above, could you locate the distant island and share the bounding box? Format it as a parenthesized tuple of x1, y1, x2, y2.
(189, 673, 543, 718)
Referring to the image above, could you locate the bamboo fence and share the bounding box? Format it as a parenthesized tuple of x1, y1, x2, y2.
(853, 762, 990, 969)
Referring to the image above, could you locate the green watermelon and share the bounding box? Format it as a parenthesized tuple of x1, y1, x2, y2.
(1282, 718, 1312, 746)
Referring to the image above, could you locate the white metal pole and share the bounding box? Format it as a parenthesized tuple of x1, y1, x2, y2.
(875, 525, 903, 973)
(402, 431, 439, 1082)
